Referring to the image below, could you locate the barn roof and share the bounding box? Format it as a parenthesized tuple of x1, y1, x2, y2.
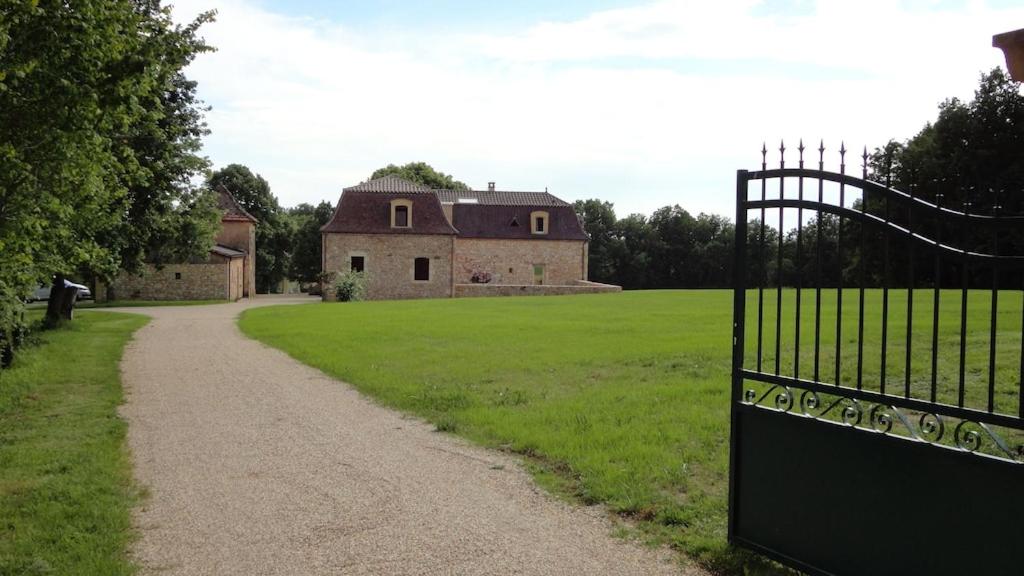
(216, 186, 258, 223)
(321, 175, 587, 240)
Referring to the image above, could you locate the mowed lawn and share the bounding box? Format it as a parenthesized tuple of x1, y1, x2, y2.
(0, 312, 148, 575)
(240, 289, 1023, 573)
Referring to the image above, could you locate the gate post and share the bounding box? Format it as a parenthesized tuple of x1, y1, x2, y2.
(727, 169, 748, 543)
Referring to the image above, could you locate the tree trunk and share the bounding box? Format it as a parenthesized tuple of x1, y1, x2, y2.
(43, 274, 79, 328)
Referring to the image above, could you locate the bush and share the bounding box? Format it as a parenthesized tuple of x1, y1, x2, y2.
(470, 270, 492, 284)
(333, 270, 367, 302)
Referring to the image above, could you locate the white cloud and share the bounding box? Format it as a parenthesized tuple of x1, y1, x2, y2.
(171, 0, 1023, 218)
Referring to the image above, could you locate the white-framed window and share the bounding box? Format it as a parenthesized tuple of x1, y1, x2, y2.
(390, 199, 413, 228)
(530, 210, 549, 235)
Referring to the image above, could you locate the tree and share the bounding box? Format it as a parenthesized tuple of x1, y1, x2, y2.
(208, 164, 291, 293)
(572, 199, 619, 284)
(288, 201, 334, 284)
(370, 162, 469, 190)
(868, 68, 1024, 288)
(0, 1, 217, 330)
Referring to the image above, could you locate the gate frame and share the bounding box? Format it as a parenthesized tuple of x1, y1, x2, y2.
(728, 148, 1024, 576)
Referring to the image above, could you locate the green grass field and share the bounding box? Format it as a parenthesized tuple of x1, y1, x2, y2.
(239, 290, 1023, 574)
(0, 312, 148, 575)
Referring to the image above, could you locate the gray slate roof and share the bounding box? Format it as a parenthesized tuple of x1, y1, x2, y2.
(344, 175, 433, 193)
(434, 189, 569, 207)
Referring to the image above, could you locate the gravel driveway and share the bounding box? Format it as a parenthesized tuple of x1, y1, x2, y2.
(114, 297, 697, 575)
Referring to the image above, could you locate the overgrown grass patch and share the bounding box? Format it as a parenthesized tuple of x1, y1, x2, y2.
(0, 312, 148, 575)
(239, 290, 1022, 574)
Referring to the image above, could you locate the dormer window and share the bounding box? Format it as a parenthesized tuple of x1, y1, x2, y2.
(390, 199, 413, 228)
(530, 211, 549, 235)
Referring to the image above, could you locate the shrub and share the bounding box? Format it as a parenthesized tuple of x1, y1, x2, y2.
(333, 270, 367, 302)
(470, 270, 492, 284)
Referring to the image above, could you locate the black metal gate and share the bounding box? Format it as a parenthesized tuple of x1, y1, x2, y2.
(729, 143, 1024, 576)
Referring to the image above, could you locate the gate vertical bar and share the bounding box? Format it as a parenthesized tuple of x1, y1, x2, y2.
(931, 192, 943, 403)
(757, 145, 767, 372)
(728, 169, 749, 542)
(959, 200, 970, 408)
(836, 143, 847, 386)
(857, 148, 868, 390)
(881, 158, 892, 394)
(814, 142, 824, 382)
(776, 141, 785, 375)
(905, 183, 916, 398)
(794, 141, 804, 378)
(989, 193, 1000, 413)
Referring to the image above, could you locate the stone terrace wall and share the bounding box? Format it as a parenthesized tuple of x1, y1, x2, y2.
(453, 280, 621, 298)
(453, 238, 586, 286)
(109, 262, 229, 301)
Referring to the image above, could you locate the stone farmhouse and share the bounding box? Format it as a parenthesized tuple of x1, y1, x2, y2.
(320, 175, 620, 300)
(105, 187, 257, 301)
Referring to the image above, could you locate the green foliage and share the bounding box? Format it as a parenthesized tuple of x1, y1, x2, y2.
(572, 201, 734, 289)
(0, 312, 148, 574)
(870, 68, 1024, 213)
(333, 270, 367, 302)
(287, 201, 334, 283)
(241, 290, 1021, 574)
(370, 162, 469, 190)
(208, 164, 292, 293)
(0, 1, 217, 335)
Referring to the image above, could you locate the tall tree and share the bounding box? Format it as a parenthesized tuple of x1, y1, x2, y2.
(288, 201, 334, 284)
(572, 199, 619, 284)
(208, 164, 291, 293)
(0, 1, 217, 330)
(370, 162, 469, 190)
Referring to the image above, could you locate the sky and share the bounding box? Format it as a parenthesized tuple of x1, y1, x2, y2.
(169, 0, 1024, 219)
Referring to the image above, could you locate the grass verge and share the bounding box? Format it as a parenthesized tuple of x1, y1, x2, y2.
(0, 311, 149, 575)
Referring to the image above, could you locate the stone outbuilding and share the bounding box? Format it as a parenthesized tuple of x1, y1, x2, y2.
(106, 187, 257, 301)
(320, 175, 619, 300)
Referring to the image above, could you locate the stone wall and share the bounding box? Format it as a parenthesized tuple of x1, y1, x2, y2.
(323, 233, 454, 300)
(453, 280, 621, 298)
(452, 238, 586, 286)
(109, 261, 231, 301)
(228, 257, 244, 301)
(217, 220, 255, 296)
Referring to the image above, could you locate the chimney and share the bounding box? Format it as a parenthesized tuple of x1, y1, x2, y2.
(488, 182, 495, 191)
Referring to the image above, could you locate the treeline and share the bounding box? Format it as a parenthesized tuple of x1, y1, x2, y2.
(573, 200, 735, 289)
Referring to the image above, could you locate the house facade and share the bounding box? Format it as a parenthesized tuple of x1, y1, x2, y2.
(320, 175, 619, 300)
(105, 187, 257, 301)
